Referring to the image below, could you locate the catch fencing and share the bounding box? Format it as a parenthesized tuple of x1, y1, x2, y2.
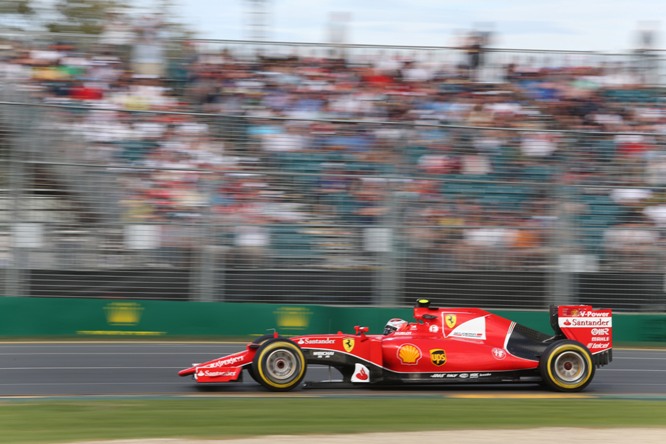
(2, 102, 665, 310)
(1, 37, 666, 311)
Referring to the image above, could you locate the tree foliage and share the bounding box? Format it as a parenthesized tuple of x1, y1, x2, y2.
(46, 0, 130, 35)
(0, 0, 198, 39)
(0, 0, 35, 16)
(0, 0, 35, 31)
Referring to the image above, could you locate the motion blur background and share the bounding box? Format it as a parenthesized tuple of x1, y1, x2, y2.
(1, 0, 666, 312)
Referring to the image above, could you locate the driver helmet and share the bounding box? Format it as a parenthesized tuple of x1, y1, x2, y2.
(383, 318, 408, 335)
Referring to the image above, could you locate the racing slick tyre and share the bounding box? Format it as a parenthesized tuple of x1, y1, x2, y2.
(246, 334, 275, 383)
(251, 338, 307, 391)
(539, 340, 595, 392)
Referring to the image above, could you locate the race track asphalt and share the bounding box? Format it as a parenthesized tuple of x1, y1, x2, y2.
(0, 343, 664, 398)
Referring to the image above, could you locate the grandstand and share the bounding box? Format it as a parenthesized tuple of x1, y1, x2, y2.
(1, 32, 666, 311)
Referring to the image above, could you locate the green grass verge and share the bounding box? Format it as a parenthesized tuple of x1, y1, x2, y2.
(1, 398, 665, 443)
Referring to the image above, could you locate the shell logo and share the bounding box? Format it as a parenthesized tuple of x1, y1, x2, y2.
(397, 344, 422, 365)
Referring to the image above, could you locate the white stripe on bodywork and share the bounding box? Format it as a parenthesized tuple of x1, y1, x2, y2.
(504, 321, 516, 349)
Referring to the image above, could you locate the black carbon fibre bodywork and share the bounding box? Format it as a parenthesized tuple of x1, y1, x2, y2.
(506, 323, 560, 361)
(301, 347, 541, 386)
(301, 348, 380, 382)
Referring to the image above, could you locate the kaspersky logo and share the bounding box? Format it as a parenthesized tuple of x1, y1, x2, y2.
(105, 302, 142, 326)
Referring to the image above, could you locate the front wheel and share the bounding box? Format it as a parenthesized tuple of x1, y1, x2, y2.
(251, 339, 307, 391)
(539, 340, 595, 392)
(246, 335, 275, 383)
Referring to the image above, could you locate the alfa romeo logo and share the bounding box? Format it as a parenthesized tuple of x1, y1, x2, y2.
(492, 348, 506, 360)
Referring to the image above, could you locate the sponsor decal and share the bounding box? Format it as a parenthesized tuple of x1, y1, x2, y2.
(397, 344, 422, 365)
(429, 324, 440, 333)
(197, 370, 237, 378)
(297, 338, 337, 346)
(578, 310, 612, 317)
(394, 332, 413, 336)
(430, 349, 447, 366)
(351, 363, 370, 383)
(431, 373, 491, 379)
(587, 343, 610, 350)
(275, 306, 312, 331)
(591, 336, 610, 342)
(312, 351, 335, 359)
(430, 373, 458, 379)
(449, 317, 487, 340)
(210, 355, 244, 368)
(445, 314, 457, 329)
(492, 348, 507, 360)
(343, 338, 355, 353)
(559, 317, 612, 328)
(562, 308, 580, 317)
(591, 328, 610, 335)
(105, 302, 143, 326)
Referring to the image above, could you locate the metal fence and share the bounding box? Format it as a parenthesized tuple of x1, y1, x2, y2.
(1, 35, 666, 311)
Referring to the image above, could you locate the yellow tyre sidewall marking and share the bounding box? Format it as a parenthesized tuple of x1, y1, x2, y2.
(257, 342, 306, 389)
(546, 344, 593, 390)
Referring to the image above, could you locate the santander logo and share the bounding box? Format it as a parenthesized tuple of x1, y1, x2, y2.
(354, 367, 369, 381)
(351, 363, 370, 383)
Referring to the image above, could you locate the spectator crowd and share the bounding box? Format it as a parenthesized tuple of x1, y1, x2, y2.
(1, 21, 665, 272)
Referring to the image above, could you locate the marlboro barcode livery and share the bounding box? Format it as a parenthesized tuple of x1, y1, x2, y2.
(179, 300, 612, 392)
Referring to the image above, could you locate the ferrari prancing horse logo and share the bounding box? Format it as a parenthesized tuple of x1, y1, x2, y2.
(445, 314, 457, 329)
(343, 338, 355, 352)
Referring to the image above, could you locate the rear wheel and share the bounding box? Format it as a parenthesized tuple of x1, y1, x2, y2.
(539, 340, 595, 392)
(251, 339, 307, 391)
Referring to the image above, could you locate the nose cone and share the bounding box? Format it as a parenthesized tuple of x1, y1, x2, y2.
(179, 367, 195, 376)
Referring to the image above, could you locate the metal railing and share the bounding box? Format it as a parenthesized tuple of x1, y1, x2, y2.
(1, 34, 665, 311)
(2, 102, 665, 310)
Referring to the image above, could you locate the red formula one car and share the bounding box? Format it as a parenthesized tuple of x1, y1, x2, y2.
(179, 300, 612, 392)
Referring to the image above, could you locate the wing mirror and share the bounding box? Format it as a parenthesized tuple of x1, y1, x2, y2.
(354, 325, 369, 340)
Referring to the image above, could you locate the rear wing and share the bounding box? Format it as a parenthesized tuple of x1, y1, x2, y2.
(550, 305, 613, 366)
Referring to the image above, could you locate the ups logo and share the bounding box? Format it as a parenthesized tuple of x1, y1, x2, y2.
(430, 349, 447, 366)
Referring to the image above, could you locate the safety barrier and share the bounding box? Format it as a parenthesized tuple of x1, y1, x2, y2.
(0, 297, 664, 344)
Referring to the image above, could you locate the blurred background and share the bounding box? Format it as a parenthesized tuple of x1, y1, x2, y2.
(1, 0, 666, 312)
